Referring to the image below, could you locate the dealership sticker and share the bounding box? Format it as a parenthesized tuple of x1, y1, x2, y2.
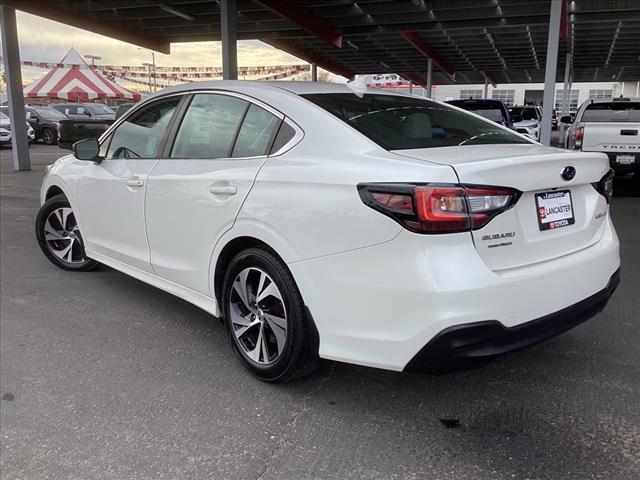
(535, 190, 575, 231)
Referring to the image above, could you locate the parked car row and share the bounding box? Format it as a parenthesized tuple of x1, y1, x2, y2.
(0, 102, 128, 147)
(0, 111, 35, 147)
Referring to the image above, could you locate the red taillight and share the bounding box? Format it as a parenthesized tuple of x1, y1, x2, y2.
(370, 192, 413, 212)
(414, 186, 469, 232)
(359, 184, 519, 234)
(575, 126, 584, 149)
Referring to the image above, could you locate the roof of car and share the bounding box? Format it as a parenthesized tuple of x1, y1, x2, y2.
(587, 97, 640, 103)
(157, 80, 412, 97)
(447, 99, 506, 106)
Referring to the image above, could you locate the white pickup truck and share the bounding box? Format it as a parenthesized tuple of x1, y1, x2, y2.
(563, 97, 639, 177)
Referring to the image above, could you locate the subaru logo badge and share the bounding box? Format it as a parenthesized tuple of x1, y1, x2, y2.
(561, 166, 576, 181)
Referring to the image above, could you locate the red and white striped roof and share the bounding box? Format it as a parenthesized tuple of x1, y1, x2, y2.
(24, 48, 141, 102)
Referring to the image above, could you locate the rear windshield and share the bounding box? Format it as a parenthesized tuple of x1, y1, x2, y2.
(86, 104, 111, 115)
(448, 102, 506, 123)
(472, 109, 506, 123)
(509, 107, 540, 121)
(582, 102, 640, 122)
(303, 93, 528, 150)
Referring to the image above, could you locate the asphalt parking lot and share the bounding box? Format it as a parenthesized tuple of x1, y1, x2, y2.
(1, 143, 639, 480)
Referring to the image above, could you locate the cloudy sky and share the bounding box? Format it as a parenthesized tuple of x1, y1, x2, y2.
(4, 11, 305, 84)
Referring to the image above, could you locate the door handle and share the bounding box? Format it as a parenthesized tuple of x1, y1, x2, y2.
(209, 185, 237, 195)
(125, 177, 144, 187)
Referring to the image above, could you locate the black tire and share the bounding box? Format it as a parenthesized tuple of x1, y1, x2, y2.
(35, 194, 98, 271)
(222, 246, 319, 382)
(41, 127, 56, 145)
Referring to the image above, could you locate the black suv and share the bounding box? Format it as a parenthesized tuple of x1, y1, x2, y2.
(0, 106, 67, 145)
(51, 103, 115, 121)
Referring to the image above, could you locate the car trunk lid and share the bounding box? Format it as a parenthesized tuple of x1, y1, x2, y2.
(393, 144, 611, 270)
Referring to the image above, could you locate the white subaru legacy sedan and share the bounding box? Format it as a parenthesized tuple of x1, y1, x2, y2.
(37, 82, 620, 382)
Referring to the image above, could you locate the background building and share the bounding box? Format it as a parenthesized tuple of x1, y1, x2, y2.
(360, 74, 640, 111)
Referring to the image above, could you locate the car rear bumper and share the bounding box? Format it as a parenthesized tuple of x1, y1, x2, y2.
(290, 216, 620, 372)
(404, 268, 620, 374)
(604, 153, 639, 174)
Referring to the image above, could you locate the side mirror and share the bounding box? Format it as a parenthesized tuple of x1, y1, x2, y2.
(560, 115, 573, 124)
(72, 138, 101, 161)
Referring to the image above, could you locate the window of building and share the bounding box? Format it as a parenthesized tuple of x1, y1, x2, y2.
(491, 90, 515, 107)
(589, 89, 613, 99)
(459, 89, 483, 100)
(555, 89, 579, 111)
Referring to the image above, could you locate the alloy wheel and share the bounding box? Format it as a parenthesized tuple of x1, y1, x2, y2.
(43, 207, 85, 264)
(42, 129, 55, 145)
(229, 267, 288, 365)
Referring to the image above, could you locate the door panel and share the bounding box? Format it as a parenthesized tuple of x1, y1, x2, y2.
(145, 158, 266, 293)
(78, 159, 159, 272)
(145, 93, 282, 295)
(76, 95, 183, 272)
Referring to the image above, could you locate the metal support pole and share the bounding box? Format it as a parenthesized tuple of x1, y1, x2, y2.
(559, 52, 572, 148)
(0, 6, 30, 171)
(311, 63, 317, 81)
(152, 51, 157, 92)
(221, 0, 238, 80)
(561, 52, 572, 116)
(540, 0, 562, 146)
(483, 77, 489, 99)
(409, 80, 413, 94)
(426, 58, 433, 99)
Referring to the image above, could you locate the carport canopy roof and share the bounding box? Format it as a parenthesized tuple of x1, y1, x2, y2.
(7, 0, 640, 86)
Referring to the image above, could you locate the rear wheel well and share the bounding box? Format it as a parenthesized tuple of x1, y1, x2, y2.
(45, 185, 65, 201)
(214, 236, 277, 302)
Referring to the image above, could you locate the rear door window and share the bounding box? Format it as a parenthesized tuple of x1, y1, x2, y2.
(170, 94, 248, 159)
(232, 104, 280, 157)
(581, 102, 640, 122)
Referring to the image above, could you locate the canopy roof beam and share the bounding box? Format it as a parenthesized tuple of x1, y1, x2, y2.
(254, 0, 342, 47)
(401, 31, 455, 78)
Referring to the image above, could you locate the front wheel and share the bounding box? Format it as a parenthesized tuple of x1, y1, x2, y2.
(222, 247, 319, 382)
(35, 194, 98, 271)
(41, 127, 56, 145)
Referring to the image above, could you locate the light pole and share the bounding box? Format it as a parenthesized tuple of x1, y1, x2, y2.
(83, 54, 101, 66)
(139, 48, 156, 92)
(142, 62, 153, 94)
